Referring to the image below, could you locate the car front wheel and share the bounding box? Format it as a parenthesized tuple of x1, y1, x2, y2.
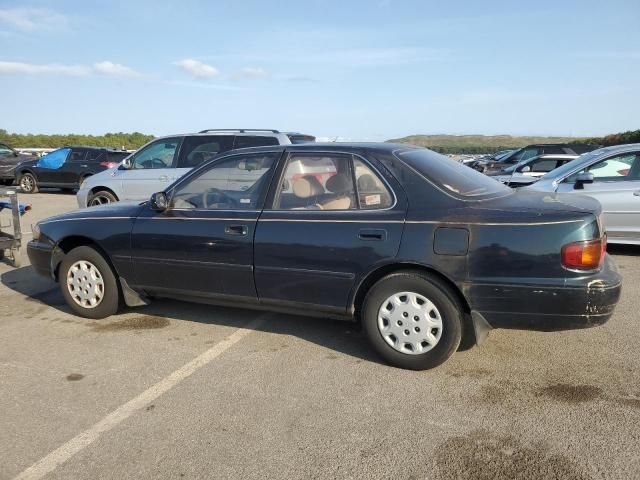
(362, 271, 462, 370)
(59, 246, 120, 319)
(19, 173, 38, 193)
(88, 190, 118, 206)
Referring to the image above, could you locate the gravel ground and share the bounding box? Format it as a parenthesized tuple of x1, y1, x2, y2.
(1, 191, 638, 480)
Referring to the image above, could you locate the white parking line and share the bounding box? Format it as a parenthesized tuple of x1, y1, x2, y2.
(12, 314, 270, 480)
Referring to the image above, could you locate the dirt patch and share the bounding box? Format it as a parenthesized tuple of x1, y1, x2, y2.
(91, 315, 170, 332)
(537, 384, 602, 404)
(435, 431, 590, 480)
(66, 373, 84, 381)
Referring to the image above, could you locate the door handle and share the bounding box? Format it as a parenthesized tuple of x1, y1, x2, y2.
(159, 175, 169, 182)
(80, 164, 88, 168)
(225, 224, 248, 236)
(358, 228, 387, 241)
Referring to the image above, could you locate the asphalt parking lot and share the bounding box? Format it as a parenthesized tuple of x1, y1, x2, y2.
(1, 192, 639, 480)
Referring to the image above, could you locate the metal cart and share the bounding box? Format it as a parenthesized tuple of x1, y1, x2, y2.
(0, 188, 26, 267)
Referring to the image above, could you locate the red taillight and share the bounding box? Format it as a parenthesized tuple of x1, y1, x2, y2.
(100, 162, 117, 168)
(561, 237, 606, 270)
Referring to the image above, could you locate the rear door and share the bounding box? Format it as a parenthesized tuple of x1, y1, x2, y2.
(120, 137, 182, 201)
(557, 151, 640, 240)
(254, 150, 406, 314)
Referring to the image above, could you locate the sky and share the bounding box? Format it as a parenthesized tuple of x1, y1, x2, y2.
(0, 0, 639, 140)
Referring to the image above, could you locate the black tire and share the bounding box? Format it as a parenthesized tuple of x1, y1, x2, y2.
(88, 190, 118, 207)
(361, 271, 463, 370)
(58, 246, 120, 319)
(19, 173, 38, 193)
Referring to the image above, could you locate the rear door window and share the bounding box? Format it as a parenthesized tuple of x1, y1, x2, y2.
(233, 136, 279, 149)
(528, 158, 559, 173)
(85, 150, 105, 162)
(177, 135, 233, 168)
(274, 154, 357, 210)
(353, 158, 393, 209)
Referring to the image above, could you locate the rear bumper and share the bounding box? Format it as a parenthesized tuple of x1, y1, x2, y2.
(27, 240, 54, 279)
(466, 254, 622, 331)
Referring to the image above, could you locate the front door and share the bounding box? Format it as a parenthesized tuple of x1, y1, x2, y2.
(254, 151, 406, 313)
(120, 137, 182, 201)
(557, 151, 640, 240)
(130, 151, 281, 300)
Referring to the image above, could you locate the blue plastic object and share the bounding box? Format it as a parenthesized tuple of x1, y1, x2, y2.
(36, 148, 70, 170)
(0, 201, 29, 216)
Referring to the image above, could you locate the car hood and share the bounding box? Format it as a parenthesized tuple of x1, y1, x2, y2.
(81, 167, 119, 189)
(0, 152, 36, 166)
(40, 200, 145, 224)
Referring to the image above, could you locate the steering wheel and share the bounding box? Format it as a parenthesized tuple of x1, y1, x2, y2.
(141, 158, 167, 169)
(202, 188, 237, 209)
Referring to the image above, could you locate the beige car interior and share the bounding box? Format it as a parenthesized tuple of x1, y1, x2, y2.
(291, 174, 353, 210)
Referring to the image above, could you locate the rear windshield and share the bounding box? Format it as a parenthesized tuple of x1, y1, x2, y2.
(395, 148, 511, 198)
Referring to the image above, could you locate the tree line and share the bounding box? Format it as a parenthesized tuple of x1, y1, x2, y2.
(572, 129, 640, 147)
(0, 129, 154, 150)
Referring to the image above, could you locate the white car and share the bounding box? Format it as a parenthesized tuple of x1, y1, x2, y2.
(77, 129, 314, 207)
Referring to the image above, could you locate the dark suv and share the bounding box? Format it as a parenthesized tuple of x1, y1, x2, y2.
(469, 144, 599, 173)
(16, 146, 130, 194)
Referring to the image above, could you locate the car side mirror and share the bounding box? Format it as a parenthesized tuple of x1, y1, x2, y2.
(150, 192, 168, 211)
(521, 166, 531, 173)
(119, 158, 132, 170)
(574, 172, 594, 190)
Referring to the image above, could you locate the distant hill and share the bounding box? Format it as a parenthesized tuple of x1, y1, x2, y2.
(386, 134, 584, 154)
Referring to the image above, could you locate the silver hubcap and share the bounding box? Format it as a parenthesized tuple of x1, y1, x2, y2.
(377, 291, 443, 355)
(21, 176, 33, 191)
(90, 194, 112, 206)
(66, 260, 105, 308)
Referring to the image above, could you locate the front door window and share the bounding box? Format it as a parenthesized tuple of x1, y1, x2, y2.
(170, 152, 279, 210)
(130, 138, 181, 169)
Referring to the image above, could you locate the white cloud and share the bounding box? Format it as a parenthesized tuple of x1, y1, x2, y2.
(94, 61, 141, 78)
(174, 59, 219, 78)
(0, 61, 90, 76)
(236, 67, 270, 79)
(0, 8, 68, 32)
(0, 60, 141, 78)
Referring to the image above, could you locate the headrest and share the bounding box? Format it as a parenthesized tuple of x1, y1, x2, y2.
(357, 174, 377, 191)
(293, 175, 324, 199)
(326, 174, 351, 194)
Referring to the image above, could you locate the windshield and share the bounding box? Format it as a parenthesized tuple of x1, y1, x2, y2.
(538, 150, 602, 181)
(396, 148, 511, 198)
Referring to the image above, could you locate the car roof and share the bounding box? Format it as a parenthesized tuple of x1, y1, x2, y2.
(215, 142, 417, 155)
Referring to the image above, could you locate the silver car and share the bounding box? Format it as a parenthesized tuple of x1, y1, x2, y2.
(77, 129, 314, 207)
(525, 144, 640, 244)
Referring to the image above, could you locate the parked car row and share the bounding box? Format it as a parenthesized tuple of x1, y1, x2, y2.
(471, 144, 640, 245)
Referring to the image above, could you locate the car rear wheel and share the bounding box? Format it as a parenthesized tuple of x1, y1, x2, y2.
(88, 190, 117, 206)
(19, 173, 38, 193)
(361, 271, 462, 370)
(59, 246, 120, 319)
